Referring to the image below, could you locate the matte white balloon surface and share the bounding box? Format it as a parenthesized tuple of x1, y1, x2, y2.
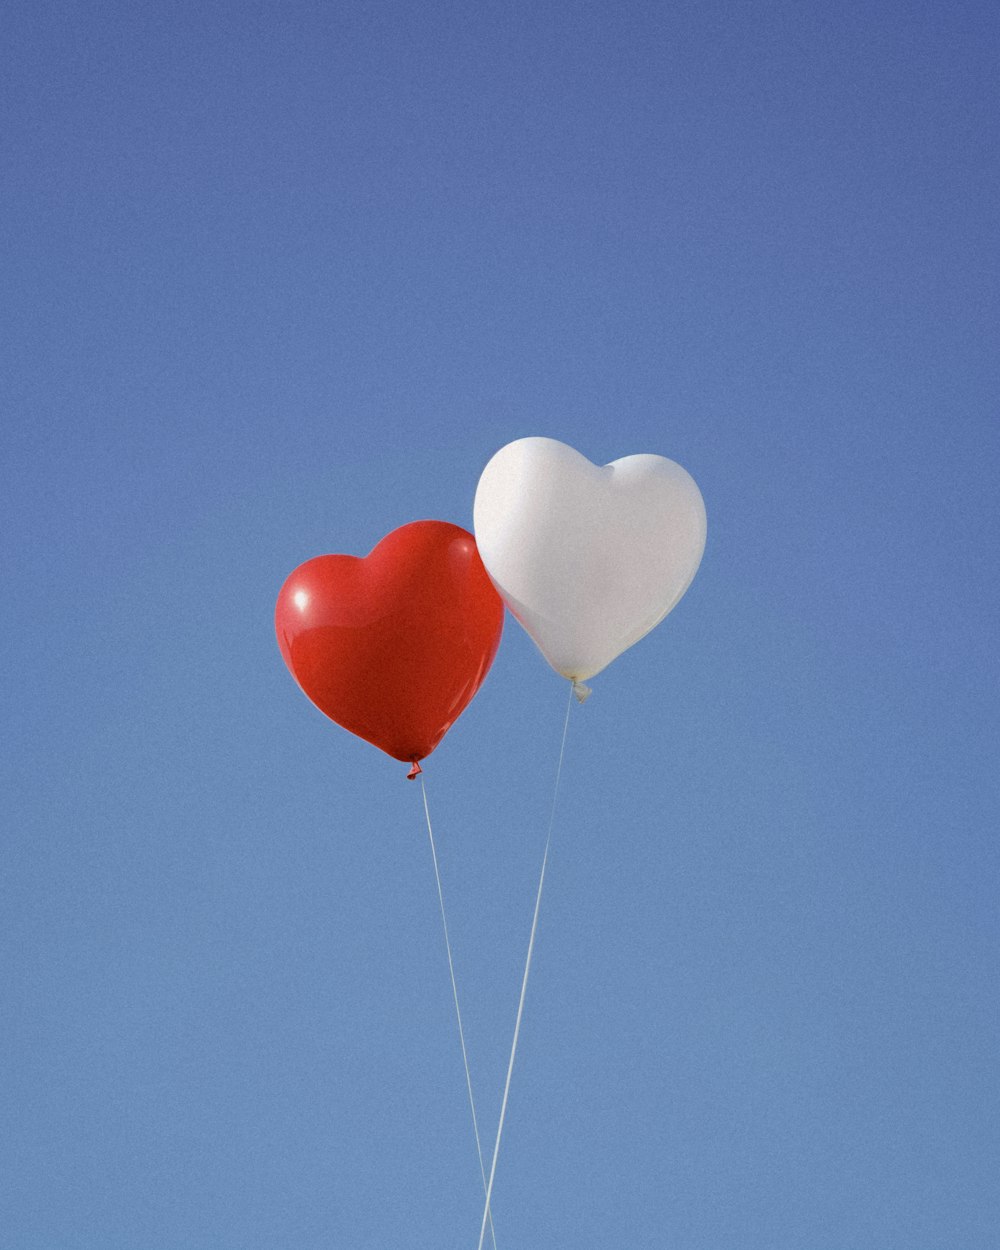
(473, 437, 707, 681)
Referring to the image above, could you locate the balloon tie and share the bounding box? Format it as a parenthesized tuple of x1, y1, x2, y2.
(419, 775, 498, 1250)
(476, 681, 575, 1250)
(407, 760, 423, 780)
(572, 679, 592, 704)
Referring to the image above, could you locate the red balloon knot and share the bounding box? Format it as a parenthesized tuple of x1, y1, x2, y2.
(407, 760, 423, 780)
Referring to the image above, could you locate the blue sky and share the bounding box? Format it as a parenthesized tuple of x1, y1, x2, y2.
(3, 1, 998, 1246)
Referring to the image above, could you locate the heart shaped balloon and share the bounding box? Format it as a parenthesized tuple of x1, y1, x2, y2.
(473, 437, 706, 682)
(275, 521, 504, 770)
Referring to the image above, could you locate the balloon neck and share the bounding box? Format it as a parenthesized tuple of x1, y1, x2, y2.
(572, 680, 592, 704)
(407, 760, 423, 780)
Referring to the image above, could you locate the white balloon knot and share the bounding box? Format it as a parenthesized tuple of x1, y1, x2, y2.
(572, 680, 592, 704)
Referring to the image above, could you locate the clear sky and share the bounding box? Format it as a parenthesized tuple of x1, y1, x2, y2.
(3, 1, 998, 1246)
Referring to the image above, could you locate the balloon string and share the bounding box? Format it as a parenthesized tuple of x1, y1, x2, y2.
(476, 681, 575, 1250)
(419, 775, 499, 1250)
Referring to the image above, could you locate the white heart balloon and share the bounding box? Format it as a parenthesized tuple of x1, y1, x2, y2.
(473, 437, 707, 682)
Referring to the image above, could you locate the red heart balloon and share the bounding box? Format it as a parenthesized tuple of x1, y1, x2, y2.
(275, 521, 504, 771)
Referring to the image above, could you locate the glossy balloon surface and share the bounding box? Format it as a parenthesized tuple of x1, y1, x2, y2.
(275, 521, 504, 766)
(474, 437, 706, 681)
